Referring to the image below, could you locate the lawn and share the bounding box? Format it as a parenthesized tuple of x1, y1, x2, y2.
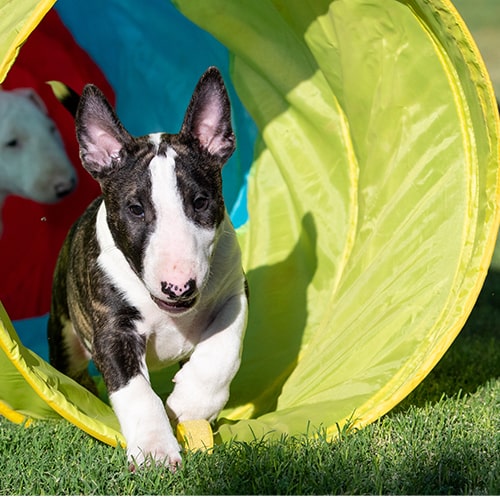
(0, 270, 498, 495)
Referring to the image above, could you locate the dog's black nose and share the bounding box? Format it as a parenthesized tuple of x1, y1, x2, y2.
(54, 177, 76, 199)
(161, 279, 197, 300)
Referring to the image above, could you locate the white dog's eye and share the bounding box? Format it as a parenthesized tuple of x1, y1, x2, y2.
(128, 203, 145, 218)
(5, 138, 19, 148)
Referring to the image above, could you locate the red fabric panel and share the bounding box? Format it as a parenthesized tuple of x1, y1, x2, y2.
(0, 9, 114, 320)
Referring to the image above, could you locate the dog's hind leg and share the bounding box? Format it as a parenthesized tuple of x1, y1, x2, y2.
(48, 314, 97, 394)
(47, 237, 97, 395)
(48, 301, 97, 394)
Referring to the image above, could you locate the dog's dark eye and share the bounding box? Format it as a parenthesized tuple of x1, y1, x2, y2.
(128, 204, 145, 218)
(5, 138, 19, 148)
(193, 195, 209, 212)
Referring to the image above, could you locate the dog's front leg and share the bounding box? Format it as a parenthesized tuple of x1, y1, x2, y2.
(166, 292, 248, 424)
(96, 334, 182, 469)
(110, 374, 182, 470)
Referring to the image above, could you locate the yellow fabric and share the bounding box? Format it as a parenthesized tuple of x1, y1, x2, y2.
(0, 303, 123, 446)
(175, 0, 500, 441)
(0, 0, 55, 83)
(0, 399, 31, 426)
(0, 0, 498, 448)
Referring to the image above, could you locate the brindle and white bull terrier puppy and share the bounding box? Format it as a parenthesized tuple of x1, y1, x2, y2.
(48, 67, 248, 470)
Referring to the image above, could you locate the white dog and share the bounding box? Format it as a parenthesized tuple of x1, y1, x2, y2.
(0, 87, 76, 234)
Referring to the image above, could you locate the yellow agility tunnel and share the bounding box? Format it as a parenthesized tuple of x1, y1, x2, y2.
(0, 0, 499, 448)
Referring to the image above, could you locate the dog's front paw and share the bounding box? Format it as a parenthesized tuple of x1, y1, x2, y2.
(110, 375, 183, 472)
(127, 435, 182, 472)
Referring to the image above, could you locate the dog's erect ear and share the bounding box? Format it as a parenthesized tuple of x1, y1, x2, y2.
(181, 67, 235, 163)
(76, 84, 132, 179)
(11, 88, 48, 114)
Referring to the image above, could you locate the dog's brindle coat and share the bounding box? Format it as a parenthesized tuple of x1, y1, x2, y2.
(48, 68, 248, 469)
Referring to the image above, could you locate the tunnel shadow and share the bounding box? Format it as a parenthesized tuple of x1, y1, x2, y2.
(224, 212, 318, 419)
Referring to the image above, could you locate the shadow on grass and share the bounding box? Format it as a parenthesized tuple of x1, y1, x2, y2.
(393, 269, 500, 412)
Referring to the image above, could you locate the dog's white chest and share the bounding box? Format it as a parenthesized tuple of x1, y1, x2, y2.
(143, 310, 208, 370)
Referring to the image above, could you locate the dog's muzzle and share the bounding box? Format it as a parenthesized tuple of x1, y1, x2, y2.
(152, 278, 198, 314)
(151, 294, 197, 314)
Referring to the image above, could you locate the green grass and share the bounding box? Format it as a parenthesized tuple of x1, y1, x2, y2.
(0, 270, 499, 495)
(0, 385, 498, 495)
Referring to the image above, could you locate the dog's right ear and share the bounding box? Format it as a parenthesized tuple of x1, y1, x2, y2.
(76, 84, 132, 179)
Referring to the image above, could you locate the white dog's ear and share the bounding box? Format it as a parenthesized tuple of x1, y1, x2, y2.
(12, 88, 48, 114)
(76, 84, 132, 179)
(181, 67, 235, 163)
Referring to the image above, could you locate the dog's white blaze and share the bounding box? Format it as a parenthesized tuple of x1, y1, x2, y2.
(148, 132, 163, 148)
(143, 144, 216, 298)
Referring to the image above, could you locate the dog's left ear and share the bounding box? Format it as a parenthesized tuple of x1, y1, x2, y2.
(181, 67, 235, 163)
